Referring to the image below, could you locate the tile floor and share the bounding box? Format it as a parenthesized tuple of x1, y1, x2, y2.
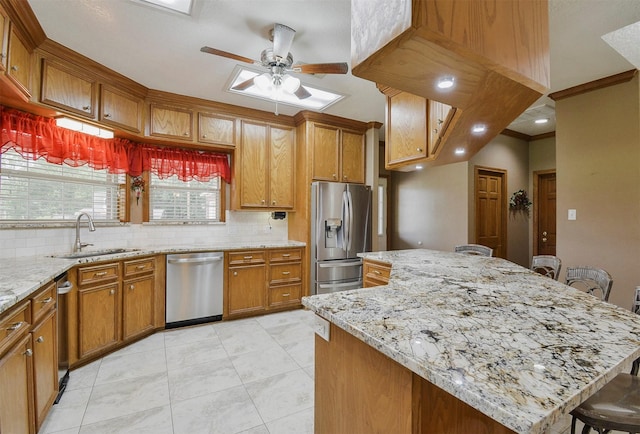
(39, 308, 619, 434)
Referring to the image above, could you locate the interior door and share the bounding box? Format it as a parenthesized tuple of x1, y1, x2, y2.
(535, 171, 556, 255)
(475, 167, 507, 258)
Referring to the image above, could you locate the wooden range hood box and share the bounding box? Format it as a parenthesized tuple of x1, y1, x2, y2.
(351, 0, 550, 166)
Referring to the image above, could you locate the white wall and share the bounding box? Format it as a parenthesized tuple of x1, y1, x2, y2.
(0, 211, 288, 259)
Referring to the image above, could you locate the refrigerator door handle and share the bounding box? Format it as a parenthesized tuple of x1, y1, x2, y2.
(342, 190, 350, 253)
(346, 190, 353, 252)
(318, 260, 362, 268)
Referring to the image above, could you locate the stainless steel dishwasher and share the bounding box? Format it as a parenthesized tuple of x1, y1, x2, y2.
(166, 252, 224, 328)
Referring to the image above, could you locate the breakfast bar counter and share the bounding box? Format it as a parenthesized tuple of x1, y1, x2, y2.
(301, 249, 640, 434)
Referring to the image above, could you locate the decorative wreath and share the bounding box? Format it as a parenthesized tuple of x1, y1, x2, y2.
(130, 176, 146, 205)
(509, 189, 532, 211)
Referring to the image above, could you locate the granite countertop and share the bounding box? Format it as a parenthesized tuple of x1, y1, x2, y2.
(0, 240, 305, 315)
(302, 249, 640, 434)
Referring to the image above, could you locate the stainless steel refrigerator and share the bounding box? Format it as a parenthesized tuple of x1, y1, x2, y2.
(311, 181, 372, 295)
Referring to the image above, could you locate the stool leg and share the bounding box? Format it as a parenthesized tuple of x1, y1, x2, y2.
(571, 416, 577, 434)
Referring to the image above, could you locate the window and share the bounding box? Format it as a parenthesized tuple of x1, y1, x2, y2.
(149, 172, 223, 222)
(0, 149, 125, 222)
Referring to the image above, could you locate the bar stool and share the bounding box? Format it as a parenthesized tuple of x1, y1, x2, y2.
(570, 359, 640, 434)
(454, 244, 493, 257)
(531, 255, 562, 280)
(565, 266, 613, 302)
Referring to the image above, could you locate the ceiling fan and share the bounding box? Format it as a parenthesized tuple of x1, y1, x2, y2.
(200, 23, 348, 101)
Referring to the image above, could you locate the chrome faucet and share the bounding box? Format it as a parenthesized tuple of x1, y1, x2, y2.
(74, 212, 96, 252)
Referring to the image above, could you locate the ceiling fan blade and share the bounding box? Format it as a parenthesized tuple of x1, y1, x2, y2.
(292, 62, 349, 74)
(272, 23, 296, 59)
(231, 77, 256, 91)
(295, 85, 312, 100)
(200, 46, 259, 65)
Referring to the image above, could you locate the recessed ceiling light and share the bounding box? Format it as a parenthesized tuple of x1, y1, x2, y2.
(454, 148, 465, 155)
(437, 76, 455, 89)
(534, 118, 549, 124)
(472, 124, 486, 134)
(415, 165, 424, 170)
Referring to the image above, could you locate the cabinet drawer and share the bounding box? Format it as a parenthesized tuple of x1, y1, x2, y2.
(363, 260, 391, 282)
(31, 282, 56, 324)
(123, 257, 155, 277)
(228, 251, 266, 265)
(269, 248, 302, 263)
(77, 263, 119, 286)
(270, 263, 302, 285)
(0, 299, 31, 357)
(268, 284, 301, 307)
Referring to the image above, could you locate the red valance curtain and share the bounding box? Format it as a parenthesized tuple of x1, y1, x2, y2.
(0, 106, 231, 183)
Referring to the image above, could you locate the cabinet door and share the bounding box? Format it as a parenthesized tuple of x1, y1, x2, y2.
(149, 104, 193, 140)
(341, 130, 365, 184)
(199, 113, 236, 147)
(428, 100, 454, 156)
(122, 276, 154, 341)
(31, 309, 57, 431)
(6, 27, 31, 97)
(0, 6, 8, 73)
(227, 265, 266, 317)
(100, 85, 143, 133)
(386, 92, 428, 167)
(78, 282, 120, 359)
(0, 334, 34, 434)
(269, 125, 294, 208)
(40, 59, 96, 118)
(312, 124, 340, 181)
(240, 121, 268, 207)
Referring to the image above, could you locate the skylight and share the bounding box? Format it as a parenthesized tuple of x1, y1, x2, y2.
(133, 0, 193, 15)
(227, 67, 345, 112)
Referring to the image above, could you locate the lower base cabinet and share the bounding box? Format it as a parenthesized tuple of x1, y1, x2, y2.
(0, 334, 34, 434)
(78, 281, 121, 359)
(32, 309, 58, 431)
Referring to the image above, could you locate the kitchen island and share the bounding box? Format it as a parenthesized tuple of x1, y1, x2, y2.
(301, 249, 640, 434)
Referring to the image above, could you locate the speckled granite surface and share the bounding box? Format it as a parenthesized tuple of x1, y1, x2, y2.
(0, 241, 305, 315)
(302, 249, 640, 434)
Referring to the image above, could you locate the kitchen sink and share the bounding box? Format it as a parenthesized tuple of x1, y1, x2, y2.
(54, 248, 140, 259)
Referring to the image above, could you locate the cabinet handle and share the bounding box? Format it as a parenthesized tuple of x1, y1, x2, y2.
(261, 199, 266, 204)
(183, 132, 189, 136)
(343, 175, 347, 180)
(282, 271, 290, 275)
(272, 200, 276, 205)
(104, 113, 111, 118)
(417, 148, 423, 152)
(24, 349, 33, 357)
(433, 128, 439, 134)
(243, 256, 253, 260)
(110, 289, 116, 295)
(136, 265, 146, 270)
(332, 174, 337, 179)
(40, 297, 54, 304)
(202, 134, 207, 138)
(7, 321, 24, 331)
(233, 271, 238, 276)
(129, 284, 135, 290)
(94, 271, 108, 277)
(10, 65, 18, 72)
(83, 105, 91, 111)
(282, 254, 291, 258)
(36, 336, 45, 343)
(373, 270, 382, 275)
(438, 118, 444, 125)
(282, 293, 290, 297)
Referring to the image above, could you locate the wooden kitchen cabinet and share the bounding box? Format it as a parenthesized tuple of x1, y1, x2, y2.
(0, 281, 58, 434)
(40, 58, 97, 118)
(100, 84, 144, 133)
(268, 248, 303, 309)
(198, 112, 236, 147)
(5, 25, 32, 98)
(226, 250, 267, 318)
(311, 122, 365, 184)
(363, 258, 392, 288)
(122, 257, 155, 340)
(0, 5, 8, 74)
(236, 120, 294, 209)
(149, 103, 193, 140)
(384, 88, 458, 170)
(77, 262, 121, 359)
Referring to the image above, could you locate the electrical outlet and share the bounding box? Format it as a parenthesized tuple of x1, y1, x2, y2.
(314, 315, 330, 341)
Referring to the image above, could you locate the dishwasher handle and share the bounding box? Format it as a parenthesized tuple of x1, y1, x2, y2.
(167, 257, 222, 265)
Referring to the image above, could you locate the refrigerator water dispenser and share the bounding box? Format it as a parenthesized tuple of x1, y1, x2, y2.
(324, 218, 342, 248)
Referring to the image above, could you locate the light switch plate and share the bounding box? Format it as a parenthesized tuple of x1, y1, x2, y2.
(314, 315, 330, 341)
(568, 209, 577, 220)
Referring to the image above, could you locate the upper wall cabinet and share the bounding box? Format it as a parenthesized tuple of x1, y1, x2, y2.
(100, 84, 143, 133)
(198, 112, 236, 148)
(40, 58, 97, 118)
(149, 103, 193, 140)
(351, 0, 550, 166)
(311, 123, 365, 184)
(5, 25, 32, 99)
(0, 5, 8, 74)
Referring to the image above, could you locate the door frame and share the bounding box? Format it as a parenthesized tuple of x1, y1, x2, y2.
(474, 166, 507, 258)
(532, 169, 556, 256)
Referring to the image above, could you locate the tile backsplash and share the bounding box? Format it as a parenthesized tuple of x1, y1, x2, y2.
(0, 211, 289, 259)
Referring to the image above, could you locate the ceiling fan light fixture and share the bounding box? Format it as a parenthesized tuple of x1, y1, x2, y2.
(254, 73, 273, 92)
(282, 75, 301, 93)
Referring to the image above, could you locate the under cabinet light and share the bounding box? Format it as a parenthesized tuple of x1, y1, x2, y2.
(454, 148, 465, 155)
(472, 124, 487, 134)
(56, 117, 114, 139)
(534, 118, 549, 124)
(437, 76, 455, 89)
